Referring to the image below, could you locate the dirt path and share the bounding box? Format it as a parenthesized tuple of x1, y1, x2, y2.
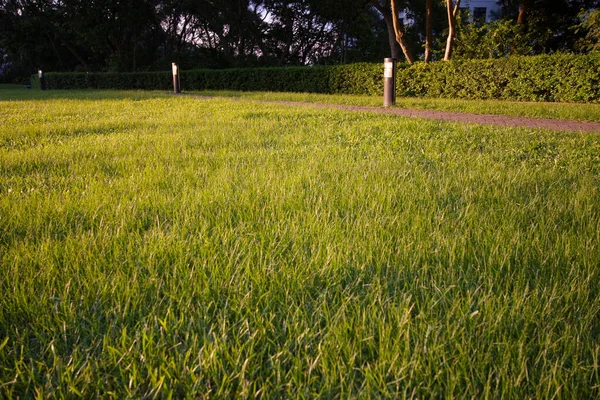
(188, 94, 600, 133)
(271, 100, 600, 133)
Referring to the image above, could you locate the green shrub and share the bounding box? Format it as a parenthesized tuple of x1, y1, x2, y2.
(41, 54, 600, 103)
(42, 64, 383, 95)
(396, 54, 600, 103)
(327, 63, 384, 95)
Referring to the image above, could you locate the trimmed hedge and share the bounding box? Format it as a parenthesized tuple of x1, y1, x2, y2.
(41, 54, 600, 103)
(42, 71, 173, 91)
(43, 63, 384, 95)
(396, 54, 600, 103)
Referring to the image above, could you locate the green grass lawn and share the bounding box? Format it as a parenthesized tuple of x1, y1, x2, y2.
(1, 89, 599, 398)
(196, 89, 600, 122)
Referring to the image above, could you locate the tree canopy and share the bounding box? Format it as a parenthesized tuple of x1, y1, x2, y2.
(1, 0, 599, 81)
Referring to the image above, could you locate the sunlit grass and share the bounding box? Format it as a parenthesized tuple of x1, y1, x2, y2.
(196, 89, 600, 122)
(5, 84, 600, 122)
(1, 89, 599, 398)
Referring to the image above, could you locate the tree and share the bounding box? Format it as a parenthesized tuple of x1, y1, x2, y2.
(389, 0, 414, 63)
(304, 0, 385, 64)
(574, 8, 600, 52)
(425, 0, 433, 62)
(368, 0, 415, 62)
(62, 0, 162, 71)
(497, 0, 600, 53)
(443, 0, 460, 61)
(453, 18, 536, 59)
(262, 0, 339, 65)
(517, 0, 533, 25)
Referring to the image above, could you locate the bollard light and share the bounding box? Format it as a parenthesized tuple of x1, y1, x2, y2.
(38, 69, 46, 91)
(172, 63, 181, 94)
(383, 58, 396, 107)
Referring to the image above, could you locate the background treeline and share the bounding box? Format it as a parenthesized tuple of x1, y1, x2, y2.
(41, 53, 600, 103)
(2, 0, 600, 83)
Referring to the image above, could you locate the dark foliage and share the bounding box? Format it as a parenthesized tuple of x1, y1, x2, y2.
(40, 53, 600, 103)
(40, 63, 383, 94)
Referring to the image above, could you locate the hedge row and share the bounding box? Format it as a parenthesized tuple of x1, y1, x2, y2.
(43, 63, 383, 95)
(42, 54, 600, 103)
(396, 54, 600, 103)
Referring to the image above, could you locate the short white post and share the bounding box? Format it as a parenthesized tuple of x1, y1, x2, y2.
(39, 70, 46, 91)
(383, 58, 396, 107)
(172, 63, 181, 94)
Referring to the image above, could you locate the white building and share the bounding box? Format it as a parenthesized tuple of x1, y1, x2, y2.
(400, 1, 502, 26)
(459, 0, 502, 23)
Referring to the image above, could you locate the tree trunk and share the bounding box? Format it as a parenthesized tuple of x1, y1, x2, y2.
(383, 13, 402, 60)
(517, 0, 533, 25)
(390, 0, 414, 64)
(425, 0, 433, 62)
(279, 10, 294, 66)
(444, 0, 460, 61)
